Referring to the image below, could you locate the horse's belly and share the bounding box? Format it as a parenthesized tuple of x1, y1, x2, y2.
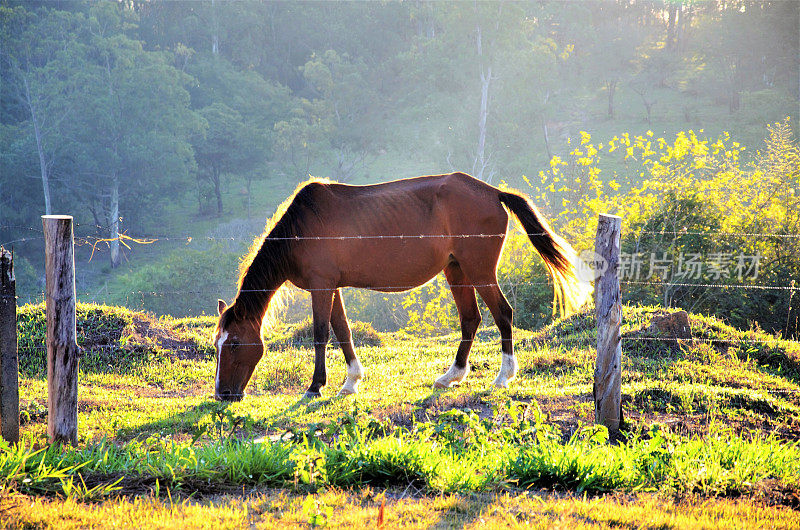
(337, 240, 449, 292)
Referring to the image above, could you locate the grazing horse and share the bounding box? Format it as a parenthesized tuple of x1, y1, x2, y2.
(213, 172, 589, 401)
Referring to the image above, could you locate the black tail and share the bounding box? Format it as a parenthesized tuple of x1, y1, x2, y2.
(498, 191, 590, 316)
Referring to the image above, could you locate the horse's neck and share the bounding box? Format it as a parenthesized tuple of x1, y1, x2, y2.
(233, 224, 295, 322)
(235, 281, 282, 322)
(234, 268, 286, 324)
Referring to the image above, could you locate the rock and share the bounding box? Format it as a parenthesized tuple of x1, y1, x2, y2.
(648, 310, 692, 340)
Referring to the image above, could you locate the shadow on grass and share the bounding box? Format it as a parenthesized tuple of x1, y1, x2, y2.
(114, 400, 225, 441)
(114, 393, 354, 442)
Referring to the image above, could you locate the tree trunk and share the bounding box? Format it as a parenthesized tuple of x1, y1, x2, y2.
(197, 179, 204, 215)
(606, 80, 617, 119)
(542, 118, 553, 161)
(88, 203, 103, 233)
(33, 113, 52, 215)
(103, 54, 121, 268)
(474, 23, 492, 183)
(109, 173, 121, 268)
(475, 65, 491, 181)
(24, 77, 52, 215)
(728, 61, 742, 113)
(246, 175, 252, 219)
(541, 91, 553, 161)
(213, 166, 223, 216)
(677, 5, 688, 53)
(666, 5, 678, 50)
(211, 0, 219, 56)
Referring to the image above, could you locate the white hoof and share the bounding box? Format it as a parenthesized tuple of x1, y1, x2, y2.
(338, 359, 363, 396)
(492, 354, 518, 388)
(434, 363, 469, 389)
(492, 378, 510, 389)
(337, 380, 359, 396)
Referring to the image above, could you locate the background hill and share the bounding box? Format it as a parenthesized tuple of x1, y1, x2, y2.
(1, 0, 798, 338)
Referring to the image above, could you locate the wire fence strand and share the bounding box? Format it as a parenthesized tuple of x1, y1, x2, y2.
(9, 278, 800, 301)
(5, 224, 800, 244)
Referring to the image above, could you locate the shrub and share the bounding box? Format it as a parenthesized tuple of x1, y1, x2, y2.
(113, 244, 239, 317)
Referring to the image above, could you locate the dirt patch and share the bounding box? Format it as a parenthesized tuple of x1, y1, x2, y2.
(648, 310, 692, 340)
(122, 315, 207, 360)
(750, 479, 800, 510)
(372, 391, 492, 427)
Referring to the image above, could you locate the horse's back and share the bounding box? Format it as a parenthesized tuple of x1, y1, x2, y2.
(315, 172, 506, 232)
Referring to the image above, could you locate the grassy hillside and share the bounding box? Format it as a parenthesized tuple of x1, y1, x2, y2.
(15, 302, 800, 440)
(3, 302, 800, 527)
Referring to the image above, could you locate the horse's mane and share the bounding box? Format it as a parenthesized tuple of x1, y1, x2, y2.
(220, 177, 329, 328)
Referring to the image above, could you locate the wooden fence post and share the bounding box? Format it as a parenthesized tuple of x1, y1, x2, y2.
(594, 213, 622, 433)
(0, 247, 19, 444)
(42, 215, 79, 445)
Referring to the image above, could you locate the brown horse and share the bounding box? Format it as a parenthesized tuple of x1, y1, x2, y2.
(213, 172, 589, 401)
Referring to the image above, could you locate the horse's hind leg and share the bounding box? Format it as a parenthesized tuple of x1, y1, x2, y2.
(330, 289, 364, 396)
(474, 279, 517, 388)
(434, 262, 481, 388)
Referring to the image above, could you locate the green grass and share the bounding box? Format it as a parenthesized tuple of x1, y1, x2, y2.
(4, 302, 800, 525)
(2, 412, 799, 499)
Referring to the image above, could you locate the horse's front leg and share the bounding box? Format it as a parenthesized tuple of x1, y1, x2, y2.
(304, 288, 335, 399)
(330, 289, 364, 396)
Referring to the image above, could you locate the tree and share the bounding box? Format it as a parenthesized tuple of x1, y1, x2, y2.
(583, 2, 648, 120)
(300, 50, 377, 181)
(0, 6, 87, 215)
(66, 3, 202, 267)
(187, 54, 290, 215)
(491, 1, 579, 167)
(692, 2, 795, 114)
(195, 102, 263, 216)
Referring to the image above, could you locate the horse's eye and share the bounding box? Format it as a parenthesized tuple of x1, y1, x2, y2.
(230, 341, 240, 352)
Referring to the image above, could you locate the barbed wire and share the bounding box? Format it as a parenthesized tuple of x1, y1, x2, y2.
(0, 225, 44, 233)
(17, 387, 798, 403)
(14, 331, 798, 353)
(635, 230, 800, 239)
(0, 237, 44, 247)
(5, 223, 800, 242)
(620, 280, 800, 291)
(620, 335, 794, 346)
(79, 232, 523, 242)
(9, 278, 799, 300)
(65, 229, 800, 242)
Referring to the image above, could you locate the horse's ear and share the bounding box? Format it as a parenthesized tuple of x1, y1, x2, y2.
(217, 299, 227, 315)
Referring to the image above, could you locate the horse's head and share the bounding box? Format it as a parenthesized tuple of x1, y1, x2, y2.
(213, 300, 263, 401)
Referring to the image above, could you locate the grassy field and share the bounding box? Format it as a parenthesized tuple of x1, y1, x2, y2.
(2, 302, 799, 528)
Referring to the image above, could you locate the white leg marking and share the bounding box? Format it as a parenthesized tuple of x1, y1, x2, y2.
(338, 358, 364, 396)
(434, 362, 470, 389)
(215, 331, 228, 392)
(492, 354, 518, 388)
